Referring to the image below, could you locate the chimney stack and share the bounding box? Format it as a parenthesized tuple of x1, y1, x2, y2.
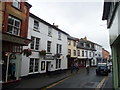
(53, 23, 58, 28)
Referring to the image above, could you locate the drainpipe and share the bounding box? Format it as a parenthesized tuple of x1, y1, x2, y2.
(5, 53, 10, 82)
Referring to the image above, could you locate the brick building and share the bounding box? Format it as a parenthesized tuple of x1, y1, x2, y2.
(1, 1, 31, 83)
(102, 48, 110, 63)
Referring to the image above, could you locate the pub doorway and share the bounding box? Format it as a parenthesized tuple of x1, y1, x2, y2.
(2, 52, 16, 82)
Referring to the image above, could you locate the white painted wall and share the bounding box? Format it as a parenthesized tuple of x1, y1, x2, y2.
(21, 16, 68, 76)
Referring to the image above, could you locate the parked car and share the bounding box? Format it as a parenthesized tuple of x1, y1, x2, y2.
(107, 63, 111, 73)
(96, 63, 109, 76)
(107, 62, 112, 73)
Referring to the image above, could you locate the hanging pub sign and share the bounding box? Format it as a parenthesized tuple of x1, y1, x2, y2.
(44, 54, 54, 60)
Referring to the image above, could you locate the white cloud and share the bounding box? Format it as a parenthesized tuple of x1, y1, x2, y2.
(28, 1, 111, 53)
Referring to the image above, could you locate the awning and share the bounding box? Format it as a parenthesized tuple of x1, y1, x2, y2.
(2, 32, 31, 46)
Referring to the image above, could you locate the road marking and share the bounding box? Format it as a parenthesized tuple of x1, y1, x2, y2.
(46, 77, 70, 89)
(96, 76, 108, 90)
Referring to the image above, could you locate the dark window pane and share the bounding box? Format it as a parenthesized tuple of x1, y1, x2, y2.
(8, 25, 13, 33)
(8, 17, 14, 25)
(15, 21, 20, 27)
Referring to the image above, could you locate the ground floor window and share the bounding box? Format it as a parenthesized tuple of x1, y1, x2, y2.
(41, 61, 45, 71)
(56, 59, 61, 69)
(29, 58, 39, 73)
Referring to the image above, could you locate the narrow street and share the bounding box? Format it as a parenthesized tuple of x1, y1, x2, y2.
(44, 67, 112, 89)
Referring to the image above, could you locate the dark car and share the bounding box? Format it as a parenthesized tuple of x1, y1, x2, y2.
(96, 63, 109, 76)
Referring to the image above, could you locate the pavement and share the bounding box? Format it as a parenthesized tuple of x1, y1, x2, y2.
(2, 67, 113, 90)
(101, 71, 113, 90)
(15, 69, 71, 90)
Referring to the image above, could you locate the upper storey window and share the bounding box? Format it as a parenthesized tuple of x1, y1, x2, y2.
(33, 20, 39, 31)
(68, 40, 71, 45)
(12, 0, 21, 9)
(58, 31, 61, 40)
(48, 27, 52, 37)
(8, 16, 21, 36)
(73, 41, 76, 47)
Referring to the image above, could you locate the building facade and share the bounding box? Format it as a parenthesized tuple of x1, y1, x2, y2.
(21, 13, 68, 76)
(1, 1, 31, 83)
(94, 44, 103, 65)
(67, 36, 78, 68)
(102, 48, 110, 63)
(77, 37, 96, 67)
(102, 1, 120, 89)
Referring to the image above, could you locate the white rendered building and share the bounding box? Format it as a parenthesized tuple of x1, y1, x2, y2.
(21, 13, 68, 76)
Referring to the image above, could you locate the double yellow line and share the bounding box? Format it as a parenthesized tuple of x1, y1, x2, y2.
(43, 74, 108, 90)
(95, 76, 108, 90)
(46, 77, 70, 89)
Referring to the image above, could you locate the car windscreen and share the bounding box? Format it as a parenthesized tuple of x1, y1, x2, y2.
(98, 64, 107, 67)
(99, 66, 107, 69)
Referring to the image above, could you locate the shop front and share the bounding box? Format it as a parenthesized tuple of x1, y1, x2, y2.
(2, 33, 31, 83)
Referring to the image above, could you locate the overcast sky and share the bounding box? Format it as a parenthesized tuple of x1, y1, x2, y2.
(28, 0, 111, 54)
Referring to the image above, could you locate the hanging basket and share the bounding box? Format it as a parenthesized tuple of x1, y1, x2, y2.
(54, 53, 61, 58)
(22, 48, 32, 57)
(39, 50, 46, 56)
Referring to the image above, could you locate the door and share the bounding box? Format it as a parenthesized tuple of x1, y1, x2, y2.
(46, 61, 51, 74)
(2, 52, 17, 82)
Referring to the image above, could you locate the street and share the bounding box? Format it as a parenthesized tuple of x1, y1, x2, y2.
(44, 67, 112, 89)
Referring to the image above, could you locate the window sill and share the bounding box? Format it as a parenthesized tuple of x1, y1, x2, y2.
(6, 32, 20, 37)
(46, 52, 52, 54)
(58, 38, 62, 40)
(48, 35, 52, 37)
(12, 5, 22, 12)
(33, 29, 40, 33)
(30, 49, 40, 52)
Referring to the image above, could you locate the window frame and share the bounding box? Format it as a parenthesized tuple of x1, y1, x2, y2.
(30, 36, 40, 50)
(56, 59, 61, 69)
(56, 44, 62, 54)
(33, 20, 39, 31)
(82, 50, 84, 57)
(73, 50, 76, 56)
(47, 41, 51, 53)
(58, 31, 61, 40)
(68, 49, 71, 56)
(77, 50, 80, 56)
(68, 40, 71, 45)
(29, 58, 39, 73)
(89, 52, 91, 57)
(48, 26, 52, 37)
(86, 51, 88, 57)
(73, 41, 76, 47)
(41, 61, 45, 71)
(35, 38, 40, 50)
(12, 0, 21, 9)
(8, 15, 21, 36)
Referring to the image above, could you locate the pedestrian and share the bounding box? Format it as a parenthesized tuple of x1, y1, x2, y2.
(86, 65, 89, 74)
(71, 62, 74, 73)
(75, 62, 79, 73)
